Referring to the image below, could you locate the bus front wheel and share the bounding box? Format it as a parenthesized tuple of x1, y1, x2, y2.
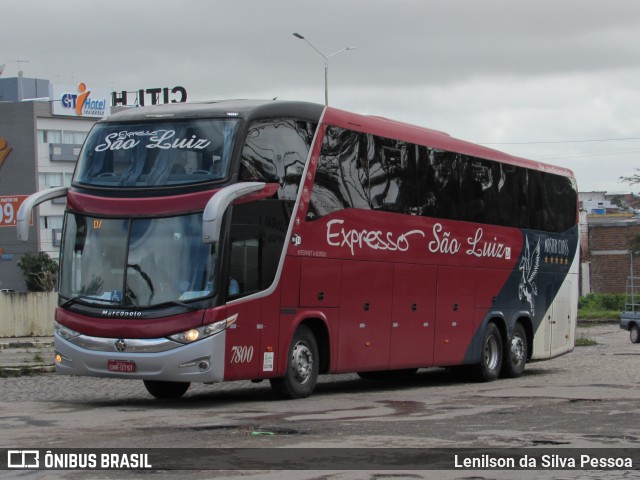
(501, 322, 528, 378)
(475, 323, 503, 382)
(143, 380, 190, 399)
(270, 325, 319, 399)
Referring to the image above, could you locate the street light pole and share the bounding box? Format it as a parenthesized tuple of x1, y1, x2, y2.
(292, 33, 355, 106)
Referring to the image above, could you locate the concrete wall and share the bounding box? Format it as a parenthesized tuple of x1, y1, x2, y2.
(0, 292, 56, 337)
(0, 77, 50, 101)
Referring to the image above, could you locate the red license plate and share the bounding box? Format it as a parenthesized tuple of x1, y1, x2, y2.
(107, 359, 136, 373)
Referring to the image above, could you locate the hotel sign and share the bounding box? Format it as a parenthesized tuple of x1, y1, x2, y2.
(50, 83, 109, 118)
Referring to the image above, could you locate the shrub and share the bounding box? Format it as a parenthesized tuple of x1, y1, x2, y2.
(578, 293, 625, 311)
(17, 252, 58, 292)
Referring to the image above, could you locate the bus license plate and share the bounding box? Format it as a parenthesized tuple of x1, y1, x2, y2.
(107, 360, 136, 373)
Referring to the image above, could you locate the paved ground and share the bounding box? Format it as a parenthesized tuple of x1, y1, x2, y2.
(0, 322, 638, 480)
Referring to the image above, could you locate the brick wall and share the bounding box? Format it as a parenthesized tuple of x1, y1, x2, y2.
(588, 222, 640, 294)
(589, 224, 640, 251)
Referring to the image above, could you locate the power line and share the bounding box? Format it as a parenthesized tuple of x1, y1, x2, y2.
(534, 148, 640, 161)
(480, 137, 640, 145)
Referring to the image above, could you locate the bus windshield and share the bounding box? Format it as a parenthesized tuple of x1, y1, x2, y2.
(74, 119, 240, 188)
(59, 212, 216, 308)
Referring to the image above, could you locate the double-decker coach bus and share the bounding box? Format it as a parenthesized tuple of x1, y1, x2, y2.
(17, 100, 579, 399)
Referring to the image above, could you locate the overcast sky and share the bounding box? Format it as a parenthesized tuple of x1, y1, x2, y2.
(3, 0, 640, 194)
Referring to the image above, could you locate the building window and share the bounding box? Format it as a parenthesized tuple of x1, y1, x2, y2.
(38, 130, 62, 143)
(52, 228, 63, 247)
(38, 129, 87, 145)
(40, 215, 64, 230)
(62, 131, 88, 145)
(39, 172, 63, 189)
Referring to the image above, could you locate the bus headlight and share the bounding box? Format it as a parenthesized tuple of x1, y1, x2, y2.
(168, 314, 237, 344)
(184, 329, 201, 342)
(54, 321, 81, 340)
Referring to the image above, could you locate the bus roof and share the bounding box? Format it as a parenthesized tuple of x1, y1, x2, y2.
(103, 99, 575, 180)
(105, 99, 324, 123)
(323, 106, 576, 179)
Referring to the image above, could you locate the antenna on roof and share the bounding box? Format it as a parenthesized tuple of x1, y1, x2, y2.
(13, 57, 29, 77)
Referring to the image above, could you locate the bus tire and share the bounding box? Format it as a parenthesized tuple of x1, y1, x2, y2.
(630, 324, 640, 344)
(501, 322, 527, 378)
(270, 325, 319, 399)
(475, 323, 502, 382)
(143, 380, 190, 399)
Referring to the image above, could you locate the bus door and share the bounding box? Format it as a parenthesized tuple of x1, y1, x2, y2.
(223, 225, 263, 380)
(550, 275, 575, 356)
(389, 263, 437, 368)
(433, 266, 476, 366)
(223, 199, 293, 380)
(338, 261, 394, 372)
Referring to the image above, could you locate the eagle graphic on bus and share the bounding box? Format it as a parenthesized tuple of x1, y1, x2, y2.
(518, 236, 541, 315)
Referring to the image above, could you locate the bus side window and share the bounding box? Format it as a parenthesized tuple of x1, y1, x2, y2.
(515, 166, 530, 229)
(239, 119, 316, 201)
(227, 199, 292, 298)
(553, 176, 578, 232)
(460, 157, 499, 224)
(528, 170, 554, 231)
(228, 237, 260, 298)
(308, 126, 366, 219)
(420, 149, 461, 221)
(370, 138, 417, 214)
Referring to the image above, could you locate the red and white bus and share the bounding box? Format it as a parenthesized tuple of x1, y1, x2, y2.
(18, 100, 579, 399)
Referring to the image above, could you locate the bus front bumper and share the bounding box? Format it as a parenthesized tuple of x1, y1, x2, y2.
(54, 331, 226, 383)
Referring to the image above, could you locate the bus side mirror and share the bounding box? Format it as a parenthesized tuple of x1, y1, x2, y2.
(202, 182, 277, 244)
(17, 186, 69, 242)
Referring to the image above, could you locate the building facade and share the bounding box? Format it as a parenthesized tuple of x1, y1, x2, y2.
(0, 77, 108, 291)
(585, 214, 640, 294)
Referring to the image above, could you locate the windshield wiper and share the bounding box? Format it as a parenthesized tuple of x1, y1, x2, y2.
(61, 294, 121, 309)
(154, 300, 199, 312)
(62, 295, 200, 312)
(127, 264, 155, 301)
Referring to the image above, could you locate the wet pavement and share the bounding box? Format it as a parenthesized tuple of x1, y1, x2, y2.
(0, 323, 638, 479)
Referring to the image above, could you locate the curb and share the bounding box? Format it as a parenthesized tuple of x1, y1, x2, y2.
(0, 337, 55, 376)
(0, 365, 56, 377)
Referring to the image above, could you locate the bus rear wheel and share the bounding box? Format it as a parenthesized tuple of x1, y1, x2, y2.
(270, 325, 319, 399)
(143, 380, 190, 399)
(475, 323, 502, 382)
(501, 323, 528, 378)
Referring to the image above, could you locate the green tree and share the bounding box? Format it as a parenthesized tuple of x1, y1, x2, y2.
(620, 170, 640, 186)
(17, 252, 58, 292)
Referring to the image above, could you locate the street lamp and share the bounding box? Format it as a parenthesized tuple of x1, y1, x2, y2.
(292, 33, 355, 106)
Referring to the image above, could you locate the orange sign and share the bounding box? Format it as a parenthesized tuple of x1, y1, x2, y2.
(0, 138, 12, 170)
(0, 195, 30, 227)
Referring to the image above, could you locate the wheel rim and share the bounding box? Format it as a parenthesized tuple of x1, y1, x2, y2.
(631, 327, 639, 343)
(510, 334, 526, 366)
(484, 334, 500, 371)
(291, 341, 313, 384)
